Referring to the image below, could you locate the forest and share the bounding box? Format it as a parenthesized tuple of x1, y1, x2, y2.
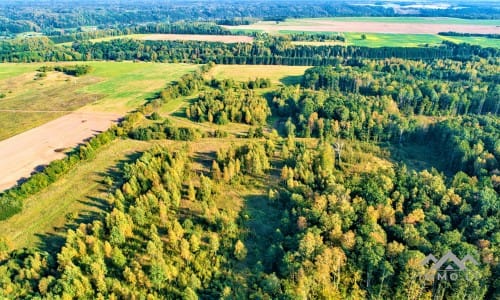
(1, 33, 498, 64)
(1, 0, 498, 36)
(0, 40, 498, 299)
(0, 1, 498, 298)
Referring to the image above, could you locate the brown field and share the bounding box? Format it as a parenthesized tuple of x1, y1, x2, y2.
(227, 20, 500, 34)
(0, 111, 121, 191)
(139, 34, 254, 43)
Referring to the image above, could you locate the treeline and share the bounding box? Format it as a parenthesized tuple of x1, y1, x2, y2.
(48, 22, 234, 44)
(68, 38, 497, 64)
(0, 37, 76, 62)
(38, 64, 92, 76)
(287, 32, 346, 42)
(439, 31, 500, 39)
(215, 17, 258, 26)
(2, 35, 499, 64)
(302, 62, 499, 116)
(129, 120, 203, 141)
(0, 129, 116, 220)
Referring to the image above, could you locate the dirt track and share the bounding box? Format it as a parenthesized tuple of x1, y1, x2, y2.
(227, 20, 500, 34)
(0, 112, 121, 191)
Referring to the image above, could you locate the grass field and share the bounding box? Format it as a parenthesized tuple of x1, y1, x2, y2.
(288, 32, 500, 48)
(0, 62, 197, 140)
(207, 64, 310, 85)
(0, 138, 151, 250)
(78, 62, 198, 112)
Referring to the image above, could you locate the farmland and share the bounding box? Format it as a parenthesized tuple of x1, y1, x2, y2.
(289, 32, 500, 48)
(225, 17, 500, 34)
(225, 17, 500, 48)
(66, 34, 254, 45)
(0, 1, 498, 298)
(0, 111, 121, 191)
(0, 62, 197, 139)
(207, 64, 310, 85)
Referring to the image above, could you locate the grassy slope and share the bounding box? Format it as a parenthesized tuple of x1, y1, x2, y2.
(0, 138, 151, 250)
(0, 62, 196, 140)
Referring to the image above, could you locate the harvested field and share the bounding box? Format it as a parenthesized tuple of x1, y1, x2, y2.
(139, 34, 254, 43)
(225, 19, 500, 34)
(0, 111, 121, 191)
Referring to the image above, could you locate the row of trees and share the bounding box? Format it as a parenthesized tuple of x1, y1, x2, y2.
(2, 35, 498, 63)
(48, 22, 234, 44)
(0, 128, 116, 220)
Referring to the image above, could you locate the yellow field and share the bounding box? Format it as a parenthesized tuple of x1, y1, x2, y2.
(207, 64, 310, 85)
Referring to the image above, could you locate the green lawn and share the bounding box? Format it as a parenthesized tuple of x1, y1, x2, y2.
(0, 138, 151, 250)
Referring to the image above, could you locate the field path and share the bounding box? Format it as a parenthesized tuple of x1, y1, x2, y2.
(0, 111, 121, 191)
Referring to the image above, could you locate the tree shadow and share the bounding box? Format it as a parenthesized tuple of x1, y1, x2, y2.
(35, 232, 66, 254)
(192, 150, 217, 172)
(280, 75, 303, 86)
(33, 150, 145, 255)
(382, 142, 451, 175)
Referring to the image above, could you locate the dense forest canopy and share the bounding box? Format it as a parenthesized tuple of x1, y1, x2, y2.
(0, 0, 499, 36)
(0, 52, 498, 299)
(0, 1, 498, 299)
